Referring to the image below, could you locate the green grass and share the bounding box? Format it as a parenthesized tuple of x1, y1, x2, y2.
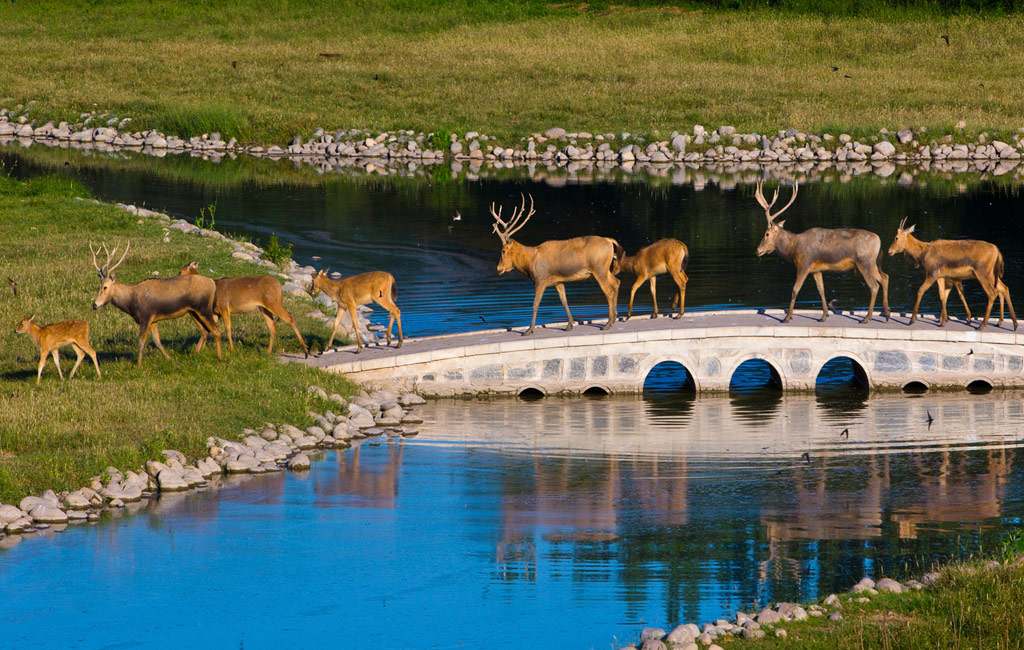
(737, 558, 1024, 649)
(0, 174, 356, 504)
(3, 1, 1024, 145)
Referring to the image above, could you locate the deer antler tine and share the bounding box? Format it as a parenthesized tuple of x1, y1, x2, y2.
(754, 180, 771, 212)
(108, 240, 130, 275)
(505, 193, 535, 240)
(772, 181, 799, 221)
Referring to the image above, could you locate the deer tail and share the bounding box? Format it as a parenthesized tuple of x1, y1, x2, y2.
(391, 279, 398, 303)
(681, 243, 690, 272)
(610, 239, 625, 275)
(996, 252, 1005, 280)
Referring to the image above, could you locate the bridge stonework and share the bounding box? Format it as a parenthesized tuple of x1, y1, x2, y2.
(305, 310, 1024, 396)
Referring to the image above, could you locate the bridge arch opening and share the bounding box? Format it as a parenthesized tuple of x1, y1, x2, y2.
(816, 356, 870, 393)
(730, 358, 783, 394)
(582, 386, 610, 397)
(967, 379, 993, 394)
(902, 381, 929, 394)
(643, 361, 696, 397)
(517, 386, 546, 400)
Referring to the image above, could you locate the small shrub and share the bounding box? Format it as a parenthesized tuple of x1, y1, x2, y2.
(264, 235, 293, 267)
(194, 203, 216, 231)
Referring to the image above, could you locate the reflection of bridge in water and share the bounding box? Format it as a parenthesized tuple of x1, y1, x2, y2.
(303, 309, 1023, 395)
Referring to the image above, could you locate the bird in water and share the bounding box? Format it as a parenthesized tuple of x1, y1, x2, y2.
(839, 428, 849, 439)
(801, 452, 811, 464)
(453, 211, 462, 221)
(926, 410, 934, 430)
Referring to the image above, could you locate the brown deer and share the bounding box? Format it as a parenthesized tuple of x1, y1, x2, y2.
(490, 193, 623, 334)
(15, 315, 101, 384)
(619, 238, 689, 319)
(309, 269, 402, 352)
(90, 242, 222, 365)
(888, 219, 1017, 330)
(178, 262, 308, 357)
(755, 181, 890, 324)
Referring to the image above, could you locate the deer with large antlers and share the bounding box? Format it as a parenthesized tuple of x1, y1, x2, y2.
(888, 219, 1017, 330)
(618, 238, 689, 319)
(491, 194, 624, 334)
(755, 180, 890, 324)
(179, 262, 309, 357)
(90, 242, 222, 365)
(15, 315, 101, 385)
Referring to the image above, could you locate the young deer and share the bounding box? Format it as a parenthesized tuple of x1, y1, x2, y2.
(619, 238, 689, 319)
(15, 315, 101, 385)
(179, 262, 308, 357)
(755, 181, 890, 324)
(309, 269, 402, 352)
(889, 219, 1017, 330)
(491, 193, 623, 334)
(90, 242, 222, 365)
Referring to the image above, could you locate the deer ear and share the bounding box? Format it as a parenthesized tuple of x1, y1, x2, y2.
(189, 261, 198, 269)
(907, 224, 915, 234)
(776, 220, 785, 229)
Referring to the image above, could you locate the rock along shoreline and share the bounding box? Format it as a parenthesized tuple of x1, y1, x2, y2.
(3, 105, 1024, 184)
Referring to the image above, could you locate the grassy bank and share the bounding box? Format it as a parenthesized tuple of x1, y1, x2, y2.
(2, 2, 1024, 144)
(0, 174, 355, 504)
(737, 556, 1024, 649)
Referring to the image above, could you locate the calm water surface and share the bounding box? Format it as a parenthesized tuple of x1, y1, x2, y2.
(2, 148, 1024, 648)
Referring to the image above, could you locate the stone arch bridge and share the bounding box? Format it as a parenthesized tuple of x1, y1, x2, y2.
(300, 310, 1024, 396)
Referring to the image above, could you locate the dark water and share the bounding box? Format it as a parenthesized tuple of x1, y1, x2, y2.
(3, 149, 1024, 648)
(3, 149, 1023, 337)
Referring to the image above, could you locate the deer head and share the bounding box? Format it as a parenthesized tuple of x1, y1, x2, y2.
(90, 241, 129, 309)
(754, 180, 798, 257)
(14, 314, 35, 334)
(179, 261, 199, 276)
(888, 217, 916, 256)
(490, 193, 535, 274)
(309, 268, 329, 296)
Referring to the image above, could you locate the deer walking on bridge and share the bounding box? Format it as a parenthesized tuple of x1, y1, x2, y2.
(754, 181, 890, 324)
(90, 242, 222, 365)
(490, 193, 623, 335)
(618, 238, 689, 319)
(888, 219, 1017, 330)
(309, 269, 402, 353)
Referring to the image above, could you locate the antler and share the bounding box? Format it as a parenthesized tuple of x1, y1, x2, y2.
(490, 193, 535, 244)
(90, 240, 130, 277)
(755, 180, 799, 223)
(898, 217, 908, 231)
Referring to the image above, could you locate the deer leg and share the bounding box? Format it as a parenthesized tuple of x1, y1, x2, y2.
(910, 277, 936, 326)
(784, 269, 811, 323)
(349, 303, 364, 351)
(199, 307, 222, 360)
(854, 263, 878, 324)
(525, 284, 546, 336)
(82, 341, 101, 379)
(259, 308, 278, 355)
(593, 271, 619, 330)
(52, 350, 64, 380)
(324, 305, 343, 351)
(998, 280, 1018, 330)
(877, 268, 890, 321)
(36, 349, 48, 384)
(812, 272, 829, 322)
(149, 323, 172, 359)
(973, 270, 998, 330)
(272, 304, 309, 357)
(669, 268, 688, 318)
(954, 281, 973, 324)
(220, 309, 235, 354)
(186, 312, 208, 351)
(649, 276, 659, 319)
(554, 283, 575, 331)
(375, 293, 403, 349)
(626, 275, 646, 320)
(69, 344, 85, 380)
(936, 278, 951, 327)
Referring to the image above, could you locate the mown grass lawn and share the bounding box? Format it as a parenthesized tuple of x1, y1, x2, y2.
(0, 174, 355, 503)
(2, 1, 1023, 143)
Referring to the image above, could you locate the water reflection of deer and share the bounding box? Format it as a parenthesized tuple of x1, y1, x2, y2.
(495, 452, 689, 582)
(326, 444, 405, 508)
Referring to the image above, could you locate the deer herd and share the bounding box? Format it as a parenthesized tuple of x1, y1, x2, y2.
(13, 182, 1019, 384)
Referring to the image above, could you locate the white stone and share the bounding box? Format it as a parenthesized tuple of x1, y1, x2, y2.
(287, 453, 311, 470)
(29, 504, 69, 524)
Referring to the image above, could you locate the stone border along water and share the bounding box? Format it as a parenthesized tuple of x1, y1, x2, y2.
(622, 570, 995, 650)
(0, 196, 428, 550)
(2, 107, 1024, 183)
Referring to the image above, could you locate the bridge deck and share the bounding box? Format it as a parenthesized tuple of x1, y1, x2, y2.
(300, 309, 1021, 374)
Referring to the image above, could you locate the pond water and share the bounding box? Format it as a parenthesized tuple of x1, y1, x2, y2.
(2, 147, 1024, 648)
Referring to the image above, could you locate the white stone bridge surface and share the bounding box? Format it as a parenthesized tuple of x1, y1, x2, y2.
(295, 309, 1024, 396)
